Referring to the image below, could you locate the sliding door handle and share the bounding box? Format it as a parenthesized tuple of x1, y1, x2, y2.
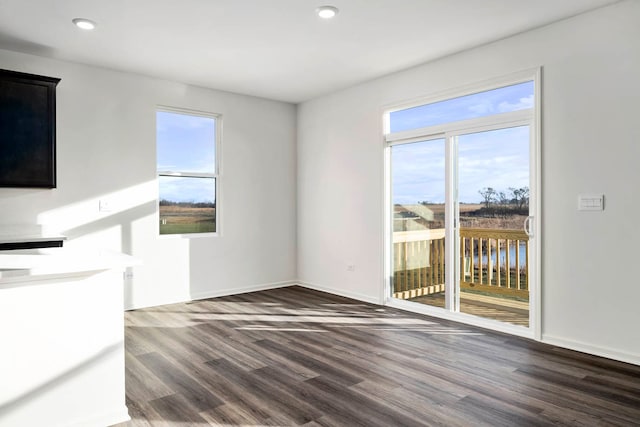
(524, 216, 534, 237)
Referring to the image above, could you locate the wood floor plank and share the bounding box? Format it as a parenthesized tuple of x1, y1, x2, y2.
(199, 402, 269, 426)
(303, 375, 426, 427)
(136, 352, 223, 412)
(452, 393, 552, 427)
(124, 352, 174, 403)
(148, 393, 209, 425)
(204, 358, 322, 425)
(252, 338, 364, 387)
(348, 380, 472, 427)
(117, 286, 640, 427)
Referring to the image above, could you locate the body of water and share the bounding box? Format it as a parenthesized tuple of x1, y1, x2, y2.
(472, 242, 527, 268)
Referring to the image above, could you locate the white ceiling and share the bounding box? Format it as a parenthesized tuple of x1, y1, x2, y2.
(0, 0, 621, 103)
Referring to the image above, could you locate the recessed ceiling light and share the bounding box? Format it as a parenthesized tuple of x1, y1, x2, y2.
(316, 6, 339, 19)
(72, 18, 97, 30)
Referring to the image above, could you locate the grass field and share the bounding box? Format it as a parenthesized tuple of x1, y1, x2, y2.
(396, 203, 526, 230)
(159, 205, 215, 235)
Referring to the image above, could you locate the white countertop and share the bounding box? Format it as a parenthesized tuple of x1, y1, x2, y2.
(0, 247, 140, 283)
(0, 234, 66, 244)
(0, 225, 66, 244)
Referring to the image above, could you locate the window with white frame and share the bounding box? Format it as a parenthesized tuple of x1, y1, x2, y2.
(156, 108, 219, 235)
(388, 80, 534, 133)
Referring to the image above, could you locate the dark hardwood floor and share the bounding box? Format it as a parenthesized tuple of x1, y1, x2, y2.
(115, 286, 640, 426)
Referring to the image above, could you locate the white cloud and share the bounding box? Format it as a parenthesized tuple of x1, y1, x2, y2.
(467, 102, 494, 115)
(497, 94, 534, 113)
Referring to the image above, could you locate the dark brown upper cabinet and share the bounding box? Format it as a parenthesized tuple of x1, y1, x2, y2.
(0, 69, 61, 188)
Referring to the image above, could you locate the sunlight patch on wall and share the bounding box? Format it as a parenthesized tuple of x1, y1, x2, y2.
(37, 181, 157, 236)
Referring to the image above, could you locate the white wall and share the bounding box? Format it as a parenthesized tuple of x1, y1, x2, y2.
(0, 49, 297, 310)
(297, 0, 640, 364)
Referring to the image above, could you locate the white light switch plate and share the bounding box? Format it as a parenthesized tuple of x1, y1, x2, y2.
(578, 194, 604, 211)
(99, 199, 112, 212)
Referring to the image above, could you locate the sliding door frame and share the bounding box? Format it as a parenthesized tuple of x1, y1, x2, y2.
(383, 69, 541, 340)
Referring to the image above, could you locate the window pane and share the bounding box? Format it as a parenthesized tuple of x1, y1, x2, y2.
(392, 139, 446, 231)
(159, 176, 216, 234)
(157, 111, 215, 174)
(392, 141, 446, 204)
(458, 126, 529, 209)
(391, 139, 447, 308)
(389, 81, 534, 133)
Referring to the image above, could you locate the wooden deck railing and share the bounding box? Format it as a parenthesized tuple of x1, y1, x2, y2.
(393, 227, 529, 300)
(460, 228, 529, 299)
(393, 229, 445, 299)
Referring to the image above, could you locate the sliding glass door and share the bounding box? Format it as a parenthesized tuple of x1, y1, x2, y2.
(456, 126, 531, 326)
(391, 139, 448, 309)
(386, 74, 538, 334)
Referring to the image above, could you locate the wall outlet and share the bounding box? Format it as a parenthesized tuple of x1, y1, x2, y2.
(123, 271, 134, 280)
(347, 264, 355, 272)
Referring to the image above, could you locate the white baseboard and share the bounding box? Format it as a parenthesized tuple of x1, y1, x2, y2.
(542, 334, 640, 366)
(189, 280, 296, 301)
(296, 281, 383, 305)
(64, 406, 130, 427)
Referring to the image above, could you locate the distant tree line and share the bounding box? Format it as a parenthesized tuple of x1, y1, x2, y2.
(477, 186, 529, 216)
(159, 199, 215, 208)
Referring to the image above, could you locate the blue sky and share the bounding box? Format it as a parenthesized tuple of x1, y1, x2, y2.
(391, 127, 529, 204)
(157, 111, 216, 203)
(391, 82, 533, 204)
(390, 81, 534, 132)
(158, 176, 215, 204)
